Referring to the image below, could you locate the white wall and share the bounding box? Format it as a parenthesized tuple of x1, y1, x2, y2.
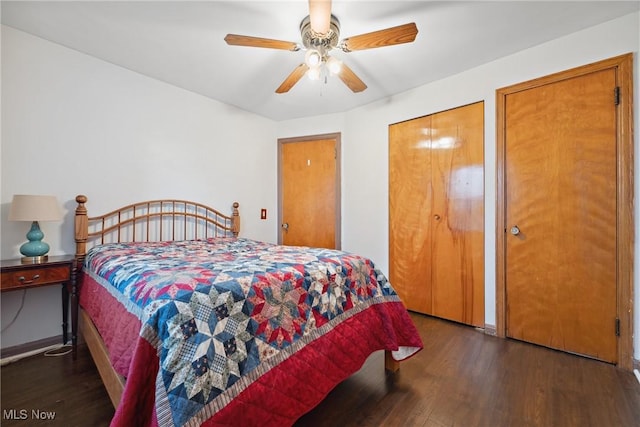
(277, 12, 640, 358)
(1, 26, 278, 349)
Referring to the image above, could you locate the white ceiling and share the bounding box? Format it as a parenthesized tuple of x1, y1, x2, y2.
(2, 1, 638, 121)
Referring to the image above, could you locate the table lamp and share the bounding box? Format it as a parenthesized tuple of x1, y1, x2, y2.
(8, 194, 63, 263)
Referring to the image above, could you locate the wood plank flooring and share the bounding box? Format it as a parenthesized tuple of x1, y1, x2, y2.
(1, 313, 639, 426)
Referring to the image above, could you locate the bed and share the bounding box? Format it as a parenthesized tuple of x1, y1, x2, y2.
(72, 195, 423, 427)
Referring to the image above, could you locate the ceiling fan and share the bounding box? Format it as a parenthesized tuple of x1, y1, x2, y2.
(224, 0, 418, 94)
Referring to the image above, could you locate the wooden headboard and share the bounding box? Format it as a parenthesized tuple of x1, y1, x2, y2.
(74, 195, 240, 263)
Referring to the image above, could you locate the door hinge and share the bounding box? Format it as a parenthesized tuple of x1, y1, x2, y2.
(614, 86, 620, 105)
(615, 318, 620, 336)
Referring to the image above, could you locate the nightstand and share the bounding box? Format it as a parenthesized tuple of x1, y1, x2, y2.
(1, 255, 78, 358)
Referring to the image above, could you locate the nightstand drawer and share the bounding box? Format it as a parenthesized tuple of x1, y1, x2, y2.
(1, 264, 70, 290)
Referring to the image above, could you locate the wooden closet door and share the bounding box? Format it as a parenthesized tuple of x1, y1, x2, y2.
(431, 103, 484, 327)
(504, 68, 617, 362)
(389, 116, 433, 313)
(389, 103, 484, 326)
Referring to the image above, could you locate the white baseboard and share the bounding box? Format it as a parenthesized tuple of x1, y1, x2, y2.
(0, 335, 66, 365)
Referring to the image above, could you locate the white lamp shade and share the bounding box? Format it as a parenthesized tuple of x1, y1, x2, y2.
(8, 195, 63, 222)
(305, 49, 322, 68)
(307, 66, 321, 81)
(326, 56, 342, 75)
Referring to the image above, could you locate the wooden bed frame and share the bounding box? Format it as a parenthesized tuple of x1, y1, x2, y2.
(72, 194, 399, 409)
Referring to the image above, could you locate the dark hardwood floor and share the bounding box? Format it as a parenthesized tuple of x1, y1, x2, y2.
(2, 313, 639, 426)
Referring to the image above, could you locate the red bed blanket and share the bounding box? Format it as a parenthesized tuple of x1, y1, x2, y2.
(79, 238, 422, 426)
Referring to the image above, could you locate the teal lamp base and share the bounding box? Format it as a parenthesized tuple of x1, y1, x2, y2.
(20, 221, 50, 263)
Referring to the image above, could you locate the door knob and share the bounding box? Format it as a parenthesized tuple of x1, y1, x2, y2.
(433, 214, 441, 220)
(510, 225, 520, 235)
(282, 222, 289, 230)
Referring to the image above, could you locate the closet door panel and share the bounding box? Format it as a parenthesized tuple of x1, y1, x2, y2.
(431, 102, 485, 327)
(389, 116, 433, 313)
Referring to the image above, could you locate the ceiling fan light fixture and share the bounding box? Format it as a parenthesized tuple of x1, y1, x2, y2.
(326, 56, 342, 74)
(307, 66, 321, 81)
(305, 49, 322, 67)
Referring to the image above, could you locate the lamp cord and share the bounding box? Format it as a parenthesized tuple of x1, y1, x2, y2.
(1, 289, 72, 362)
(44, 344, 72, 357)
(1, 289, 27, 333)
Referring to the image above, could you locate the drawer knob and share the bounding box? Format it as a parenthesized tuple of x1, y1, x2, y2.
(18, 274, 40, 284)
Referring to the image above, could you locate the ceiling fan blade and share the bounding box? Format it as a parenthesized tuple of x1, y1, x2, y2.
(340, 22, 418, 52)
(276, 64, 310, 93)
(224, 34, 299, 51)
(308, 0, 332, 35)
(338, 62, 367, 93)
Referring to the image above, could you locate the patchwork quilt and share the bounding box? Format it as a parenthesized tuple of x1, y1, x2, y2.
(81, 237, 423, 427)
